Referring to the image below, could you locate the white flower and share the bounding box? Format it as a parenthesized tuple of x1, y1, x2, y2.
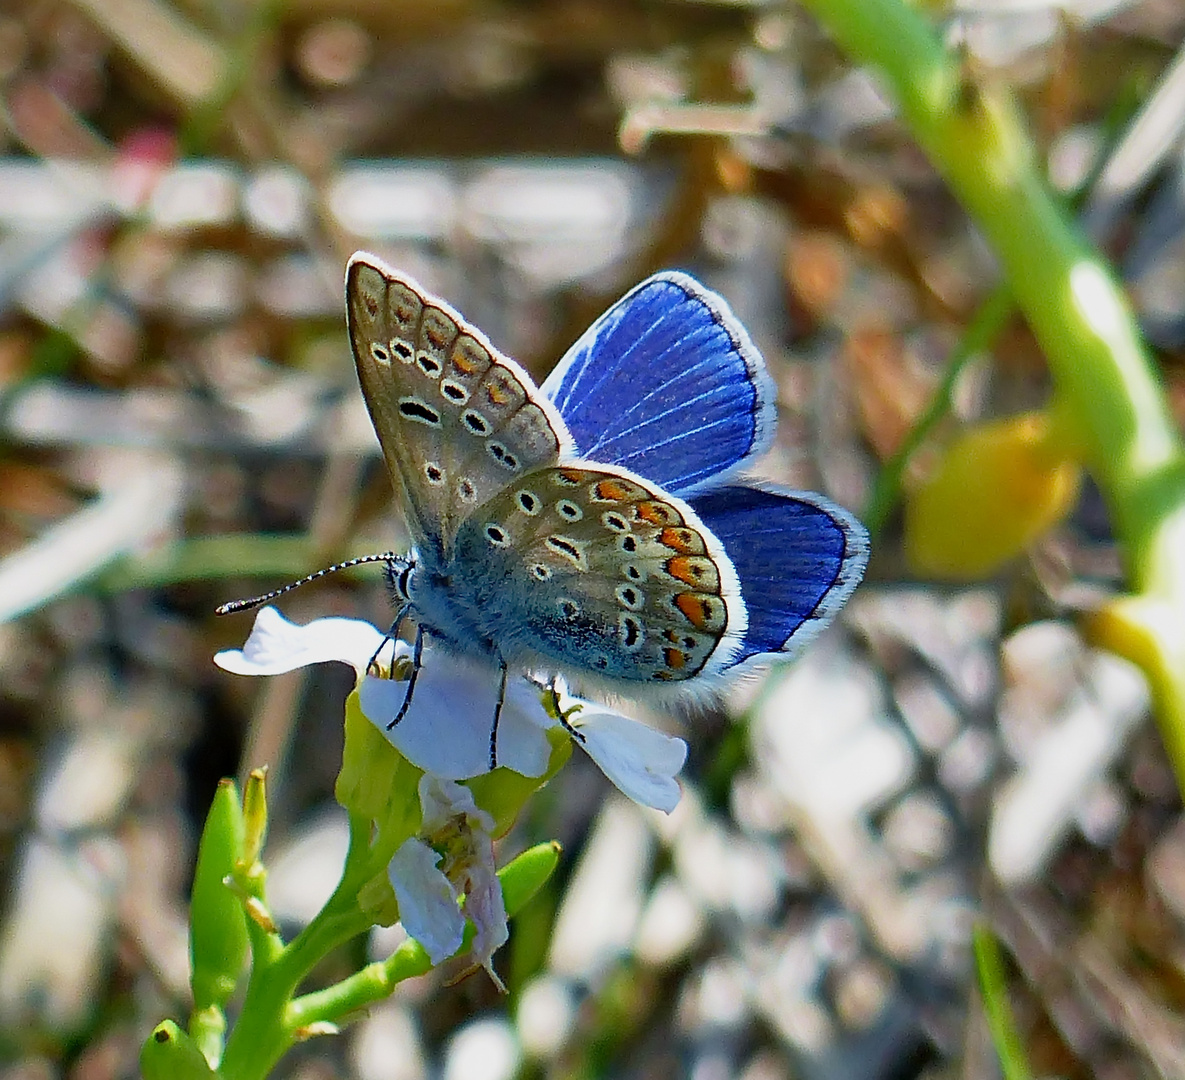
(215, 607, 688, 812)
(388, 776, 508, 987)
(557, 697, 689, 812)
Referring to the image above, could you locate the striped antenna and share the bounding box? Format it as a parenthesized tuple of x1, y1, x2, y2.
(215, 552, 404, 615)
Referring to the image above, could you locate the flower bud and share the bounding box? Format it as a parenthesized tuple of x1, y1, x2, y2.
(499, 841, 562, 916)
(140, 1020, 218, 1079)
(905, 411, 1082, 579)
(241, 768, 269, 872)
(189, 779, 248, 1014)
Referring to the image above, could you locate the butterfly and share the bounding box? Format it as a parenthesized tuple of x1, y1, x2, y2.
(338, 252, 868, 767)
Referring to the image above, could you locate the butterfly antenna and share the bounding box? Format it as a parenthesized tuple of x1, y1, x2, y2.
(215, 552, 404, 616)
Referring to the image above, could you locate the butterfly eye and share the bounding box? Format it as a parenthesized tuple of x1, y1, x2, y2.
(558, 598, 580, 619)
(516, 491, 541, 515)
(530, 564, 552, 580)
(424, 462, 445, 485)
(440, 379, 469, 404)
(619, 535, 638, 553)
(390, 340, 414, 362)
(370, 343, 390, 363)
(484, 524, 509, 546)
(556, 500, 583, 521)
(602, 512, 628, 532)
(392, 563, 414, 599)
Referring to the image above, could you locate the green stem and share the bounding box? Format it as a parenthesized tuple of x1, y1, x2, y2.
(972, 925, 1033, 1080)
(180, 0, 286, 154)
(799, 0, 1185, 790)
(287, 939, 438, 1030)
(216, 814, 377, 1080)
(863, 283, 1013, 536)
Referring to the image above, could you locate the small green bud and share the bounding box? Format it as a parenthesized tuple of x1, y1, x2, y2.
(499, 841, 562, 916)
(357, 872, 400, 925)
(190, 779, 248, 1014)
(140, 1020, 218, 1080)
(241, 767, 269, 870)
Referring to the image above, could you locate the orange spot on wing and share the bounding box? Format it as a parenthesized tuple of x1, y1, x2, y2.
(486, 375, 515, 405)
(659, 527, 702, 554)
(636, 501, 681, 526)
(675, 592, 715, 629)
(664, 647, 688, 670)
(594, 479, 631, 502)
(664, 556, 701, 585)
(452, 338, 487, 374)
(424, 317, 454, 348)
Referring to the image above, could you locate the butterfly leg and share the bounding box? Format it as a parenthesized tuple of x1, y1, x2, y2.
(368, 602, 411, 676)
(541, 678, 585, 745)
(488, 659, 509, 770)
(386, 622, 425, 730)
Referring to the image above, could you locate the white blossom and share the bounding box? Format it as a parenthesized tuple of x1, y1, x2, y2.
(216, 606, 688, 810)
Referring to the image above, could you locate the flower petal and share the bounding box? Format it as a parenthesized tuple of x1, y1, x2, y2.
(214, 606, 387, 677)
(387, 837, 465, 964)
(465, 861, 508, 991)
(418, 775, 491, 834)
(415, 777, 507, 989)
(573, 710, 688, 813)
(360, 646, 554, 780)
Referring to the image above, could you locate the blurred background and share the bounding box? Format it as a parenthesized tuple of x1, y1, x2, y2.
(3, 0, 1185, 1077)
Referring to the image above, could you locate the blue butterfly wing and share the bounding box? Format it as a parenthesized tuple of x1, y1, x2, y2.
(541, 273, 776, 496)
(689, 485, 870, 666)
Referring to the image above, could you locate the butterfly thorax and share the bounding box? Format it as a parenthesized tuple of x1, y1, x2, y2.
(400, 548, 503, 663)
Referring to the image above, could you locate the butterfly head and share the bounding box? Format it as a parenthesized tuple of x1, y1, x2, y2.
(383, 553, 416, 603)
